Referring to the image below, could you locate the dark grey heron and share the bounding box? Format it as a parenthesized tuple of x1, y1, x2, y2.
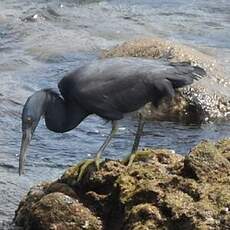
(19, 57, 205, 179)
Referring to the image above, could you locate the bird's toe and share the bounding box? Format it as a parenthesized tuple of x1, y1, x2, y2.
(77, 159, 96, 182)
(76, 157, 103, 182)
(124, 148, 153, 166)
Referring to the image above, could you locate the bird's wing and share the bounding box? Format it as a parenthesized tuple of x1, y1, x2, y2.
(165, 62, 206, 88)
(58, 58, 206, 118)
(75, 73, 151, 119)
(59, 60, 155, 120)
(148, 62, 206, 106)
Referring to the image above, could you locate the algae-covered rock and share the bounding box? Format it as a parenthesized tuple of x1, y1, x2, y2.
(14, 182, 50, 227)
(103, 38, 230, 122)
(124, 204, 164, 230)
(28, 192, 102, 230)
(183, 140, 230, 182)
(14, 139, 230, 230)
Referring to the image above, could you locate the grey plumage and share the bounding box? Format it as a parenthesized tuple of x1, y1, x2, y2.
(59, 58, 205, 120)
(19, 57, 206, 175)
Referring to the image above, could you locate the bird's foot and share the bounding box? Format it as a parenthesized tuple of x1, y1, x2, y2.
(124, 152, 136, 167)
(77, 159, 95, 182)
(123, 148, 152, 166)
(77, 157, 102, 182)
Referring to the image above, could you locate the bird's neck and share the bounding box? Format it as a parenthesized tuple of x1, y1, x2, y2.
(44, 91, 89, 133)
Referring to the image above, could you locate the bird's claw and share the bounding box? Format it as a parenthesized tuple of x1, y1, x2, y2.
(124, 148, 152, 167)
(76, 157, 102, 182)
(123, 152, 137, 167)
(77, 159, 95, 182)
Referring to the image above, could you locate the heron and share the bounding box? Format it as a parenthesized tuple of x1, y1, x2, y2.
(19, 57, 205, 179)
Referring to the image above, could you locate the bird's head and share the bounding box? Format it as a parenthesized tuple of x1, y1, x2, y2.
(19, 90, 48, 175)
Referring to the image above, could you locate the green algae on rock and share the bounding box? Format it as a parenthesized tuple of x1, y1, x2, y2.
(14, 139, 230, 230)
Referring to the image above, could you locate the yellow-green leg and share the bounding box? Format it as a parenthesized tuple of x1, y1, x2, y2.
(126, 114, 145, 166)
(76, 159, 95, 182)
(77, 121, 118, 182)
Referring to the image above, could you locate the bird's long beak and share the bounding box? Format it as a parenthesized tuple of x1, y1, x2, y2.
(19, 128, 32, 175)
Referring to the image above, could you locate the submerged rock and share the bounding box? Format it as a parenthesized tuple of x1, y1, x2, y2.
(103, 38, 230, 122)
(14, 139, 230, 229)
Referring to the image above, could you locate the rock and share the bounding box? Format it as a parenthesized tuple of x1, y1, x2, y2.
(102, 38, 230, 122)
(28, 192, 102, 230)
(14, 182, 50, 227)
(183, 140, 230, 182)
(15, 190, 102, 230)
(124, 204, 164, 230)
(14, 139, 230, 230)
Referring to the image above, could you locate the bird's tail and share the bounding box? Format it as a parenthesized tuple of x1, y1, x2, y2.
(166, 62, 206, 88)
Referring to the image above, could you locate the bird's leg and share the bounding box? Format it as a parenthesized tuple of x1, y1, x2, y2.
(94, 120, 118, 169)
(125, 113, 145, 166)
(77, 121, 118, 182)
(131, 114, 144, 153)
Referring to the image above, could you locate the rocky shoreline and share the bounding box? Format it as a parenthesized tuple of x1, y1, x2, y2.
(14, 138, 230, 230)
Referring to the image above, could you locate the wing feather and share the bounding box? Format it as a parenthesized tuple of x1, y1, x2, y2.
(58, 58, 206, 119)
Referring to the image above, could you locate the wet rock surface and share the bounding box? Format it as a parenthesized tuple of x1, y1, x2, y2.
(14, 139, 230, 230)
(103, 38, 230, 122)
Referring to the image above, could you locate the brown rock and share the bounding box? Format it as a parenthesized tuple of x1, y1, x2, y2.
(14, 182, 50, 227)
(27, 192, 102, 230)
(14, 138, 230, 230)
(183, 140, 230, 182)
